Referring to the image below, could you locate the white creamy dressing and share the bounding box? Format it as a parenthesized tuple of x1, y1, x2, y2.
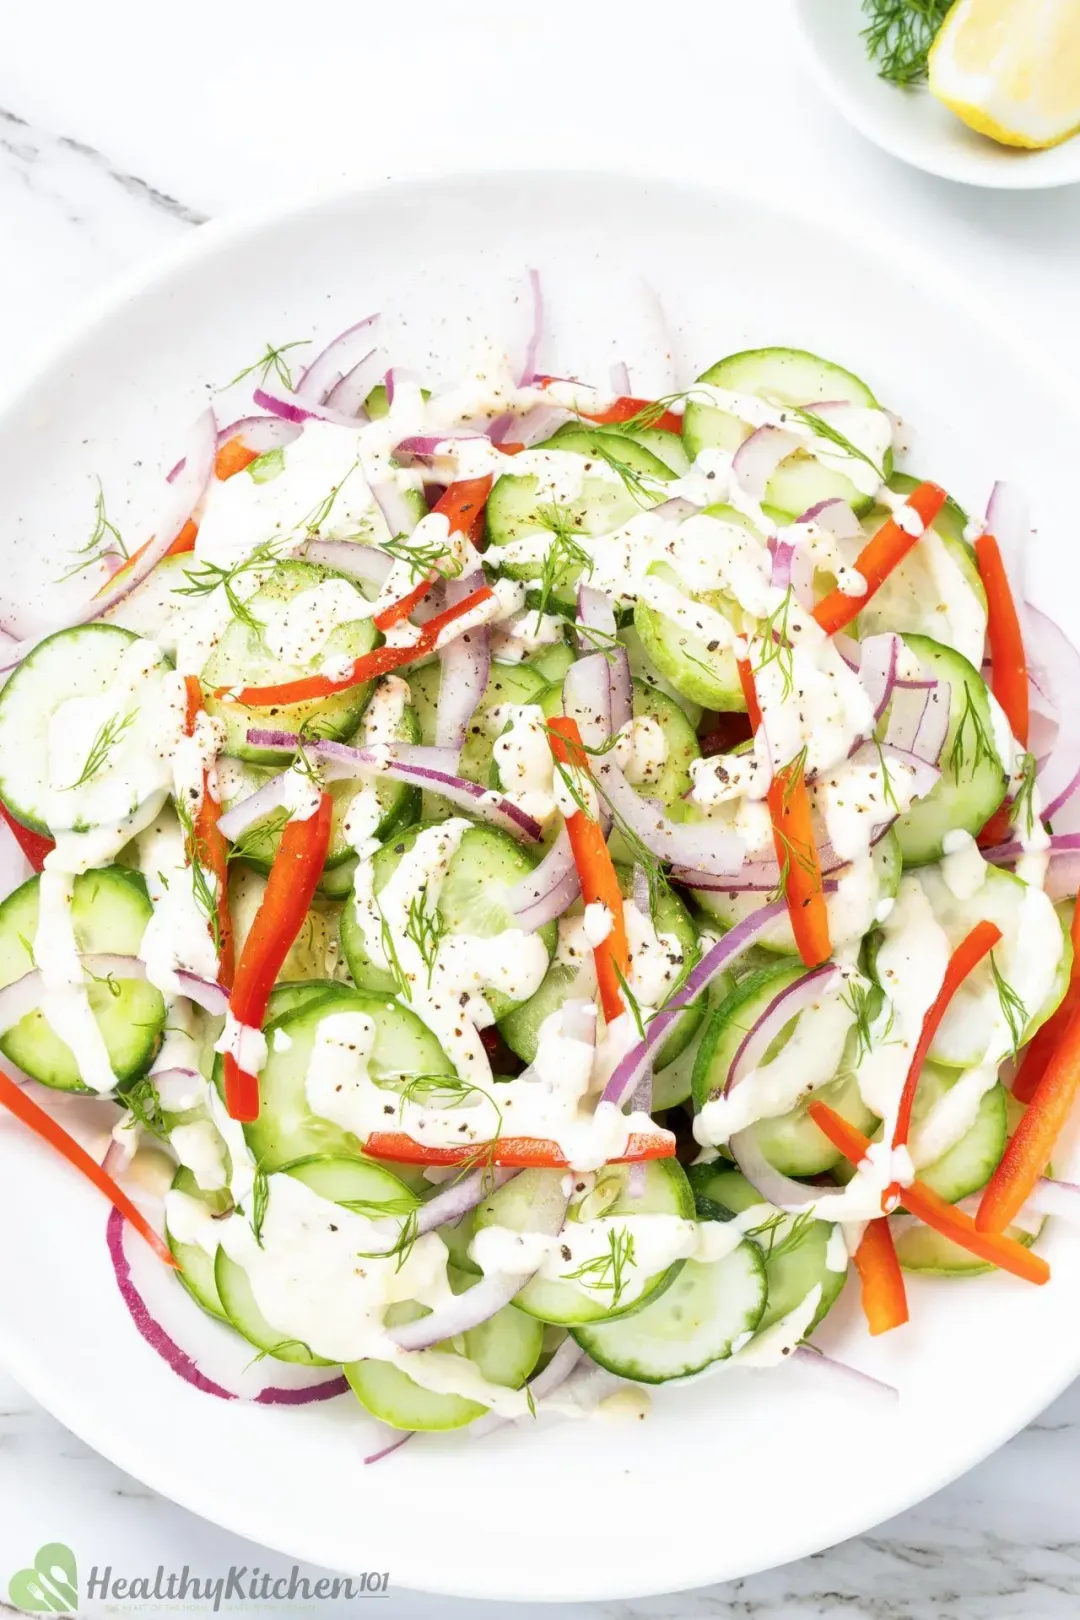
(259, 577, 373, 669)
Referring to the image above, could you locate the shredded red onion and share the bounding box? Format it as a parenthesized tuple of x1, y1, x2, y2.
(295, 315, 380, 404)
(518, 267, 544, 386)
(985, 832, 1080, 900)
(790, 1345, 899, 1403)
(436, 574, 491, 751)
(858, 632, 901, 723)
(730, 1124, 856, 1218)
(596, 756, 745, 877)
(508, 825, 580, 931)
(363, 1430, 415, 1464)
(563, 653, 614, 749)
(369, 477, 422, 540)
(986, 482, 1031, 642)
(732, 426, 800, 500)
(727, 965, 844, 1094)
(253, 384, 368, 431)
(576, 584, 617, 644)
(796, 496, 863, 542)
(415, 1167, 517, 1236)
(299, 538, 393, 589)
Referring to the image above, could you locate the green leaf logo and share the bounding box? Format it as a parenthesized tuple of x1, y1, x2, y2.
(8, 1543, 78, 1613)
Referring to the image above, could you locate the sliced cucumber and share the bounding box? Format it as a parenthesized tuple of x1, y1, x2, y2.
(539, 674, 700, 812)
(622, 425, 691, 475)
(102, 552, 196, 657)
(571, 1239, 766, 1382)
(891, 635, 1007, 866)
(688, 1164, 846, 1331)
(339, 820, 556, 1018)
(692, 964, 878, 1175)
(525, 637, 575, 685)
(892, 1211, 1041, 1273)
(0, 623, 172, 835)
(409, 656, 548, 819)
(908, 1063, 1007, 1202)
(0, 866, 166, 1092)
(234, 990, 453, 1171)
(201, 561, 379, 765)
(217, 703, 421, 876)
(622, 625, 704, 730)
(474, 1160, 695, 1326)
(230, 865, 344, 984)
(855, 476, 987, 668)
(345, 1270, 543, 1431)
(681, 347, 886, 518)
(264, 979, 356, 1025)
(689, 828, 902, 956)
(166, 1166, 233, 1321)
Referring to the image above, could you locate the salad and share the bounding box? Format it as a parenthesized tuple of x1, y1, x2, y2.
(0, 293, 1077, 1448)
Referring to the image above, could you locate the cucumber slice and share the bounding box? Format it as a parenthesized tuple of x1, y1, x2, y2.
(345, 1270, 543, 1431)
(891, 635, 1007, 866)
(409, 657, 548, 820)
(217, 703, 421, 876)
(621, 626, 704, 730)
(339, 821, 556, 1019)
(202, 561, 379, 765)
(855, 476, 987, 668)
(689, 828, 902, 956)
(264, 979, 356, 1025)
(229, 865, 344, 983)
(0, 866, 166, 1092)
(681, 347, 886, 518)
(571, 1239, 766, 1382)
(0, 623, 173, 835)
(166, 1166, 233, 1321)
(633, 503, 764, 709)
(215, 1255, 333, 1367)
(102, 552, 196, 657)
(474, 1160, 695, 1326)
(692, 964, 877, 1175)
(539, 674, 700, 812)
(525, 637, 575, 685)
(908, 1063, 1007, 1201)
(892, 1211, 1041, 1273)
(688, 1164, 846, 1331)
(622, 425, 691, 475)
(234, 990, 453, 1171)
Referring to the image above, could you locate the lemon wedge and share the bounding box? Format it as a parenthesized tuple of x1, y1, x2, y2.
(928, 0, 1080, 149)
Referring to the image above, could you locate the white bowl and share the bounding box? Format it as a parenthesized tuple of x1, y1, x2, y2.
(0, 169, 1079, 1604)
(791, 0, 1080, 188)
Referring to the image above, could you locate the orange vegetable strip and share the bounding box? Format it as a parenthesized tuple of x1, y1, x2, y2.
(738, 658, 830, 968)
(373, 475, 496, 631)
(975, 530, 1029, 749)
(223, 793, 333, 1121)
(853, 1219, 909, 1335)
(887, 920, 1002, 1203)
(547, 715, 630, 1025)
(218, 585, 494, 706)
(809, 1101, 1049, 1285)
(0, 1067, 176, 1265)
(1014, 900, 1080, 1105)
(214, 437, 261, 481)
(581, 396, 684, 435)
(812, 482, 948, 636)
(363, 1129, 675, 1168)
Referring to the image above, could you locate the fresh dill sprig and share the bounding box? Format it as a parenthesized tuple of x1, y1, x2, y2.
(224, 338, 311, 392)
(119, 1075, 169, 1140)
(245, 1339, 315, 1369)
(574, 621, 622, 662)
(249, 1163, 270, 1248)
(381, 533, 462, 583)
(949, 688, 995, 783)
(225, 806, 291, 864)
(570, 426, 665, 508)
(175, 797, 223, 957)
(598, 394, 688, 434)
(56, 479, 129, 583)
(348, 1196, 422, 1273)
(85, 963, 123, 999)
(752, 589, 797, 702)
(612, 960, 646, 1041)
(786, 405, 885, 484)
(990, 951, 1028, 1058)
(404, 888, 448, 987)
(841, 977, 876, 1066)
(532, 503, 595, 625)
(299, 460, 362, 537)
(861, 0, 951, 86)
(563, 1226, 637, 1308)
(379, 913, 412, 1001)
(746, 1208, 817, 1264)
(63, 708, 137, 790)
(874, 738, 901, 815)
(173, 538, 284, 636)
(1010, 751, 1039, 840)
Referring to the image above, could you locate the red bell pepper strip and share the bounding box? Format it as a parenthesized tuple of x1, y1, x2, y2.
(182, 677, 234, 989)
(1013, 900, 1080, 1105)
(581, 396, 684, 435)
(222, 792, 333, 1120)
(373, 476, 496, 632)
(809, 1101, 1049, 1285)
(976, 992, 1080, 1236)
(812, 482, 948, 636)
(217, 584, 494, 707)
(975, 530, 1029, 749)
(0, 1066, 176, 1265)
(363, 1128, 675, 1169)
(547, 716, 630, 1025)
(0, 802, 53, 873)
(853, 1218, 909, 1335)
(738, 659, 831, 969)
(887, 920, 1002, 1204)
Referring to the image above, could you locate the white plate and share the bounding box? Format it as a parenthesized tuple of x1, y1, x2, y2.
(0, 170, 1078, 1604)
(791, 0, 1080, 189)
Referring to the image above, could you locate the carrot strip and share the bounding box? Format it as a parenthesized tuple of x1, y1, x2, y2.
(1014, 901, 1080, 1105)
(738, 659, 830, 968)
(812, 482, 948, 636)
(975, 531, 1029, 749)
(218, 585, 494, 706)
(547, 716, 630, 1025)
(363, 1129, 675, 1168)
(0, 1067, 176, 1265)
(809, 1101, 1049, 1285)
(853, 1219, 909, 1335)
(887, 920, 1002, 1204)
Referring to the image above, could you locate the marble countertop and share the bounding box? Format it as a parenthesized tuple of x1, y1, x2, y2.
(2, 2, 1080, 1613)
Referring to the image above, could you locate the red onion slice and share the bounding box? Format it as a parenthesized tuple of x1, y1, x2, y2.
(507, 825, 580, 931)
(0, 953, 227, 1035)
(518, 267, 544, 386)
(253, 384, 370, 431)
(576, 584, 617, 643)
(169, 415, 302, 480)
(563, 653, 613, 749)
(796, 497, 863, 542)
(858, 632, 901, 723)
(370, 477, 423, 540)
(470, 1335, 585, 1439)
(363, 1430, 415, 1464)
(1024, 1176, 1080, 1221)
(436, 575, 491, 751)
(415, 1167, 518, 1236)
(1028, 605, 1080, 819)
(299, 538, 393, 589)
(596, 757, 745, 877)
(295, 314, 380, 404)
(730, 1124, 856, 1218)
(790, 1345, 898, 1403)
(0, 409, 217, 676)
(218, 742, 459, 841)
(726, 964, 844, 1094)
(986, 833, 1080, 901)
(732, 426, 801, 501)
(601, 898, 791, 1108)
